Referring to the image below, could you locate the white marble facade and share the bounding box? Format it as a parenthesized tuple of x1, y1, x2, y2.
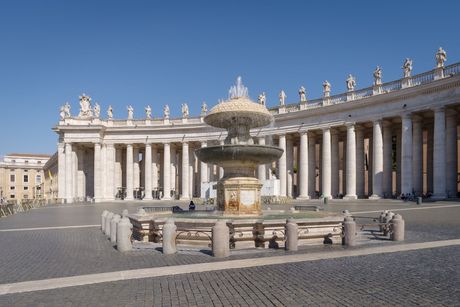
(56, 53, 460, 203)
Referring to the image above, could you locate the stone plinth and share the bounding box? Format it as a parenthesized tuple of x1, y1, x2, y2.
(217, 176, 262, 216)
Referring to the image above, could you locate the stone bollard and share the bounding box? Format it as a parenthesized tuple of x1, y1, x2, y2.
(105, 212, 114, 238)
(383, 211, 395, 236)
(212, 220, 230, 258)
(390, 214, 405, 241)
(162, 219, 177, 254)
(379, 210, 388, 232)
(416, 197, 422, 205)
(122, 209, 129, 218)
(323, 197, 328, 205)
(101, 210, 108, 232)
(343, 216, 357, 246)
(285, 218, 298, 251)
(110, 214, 121, 244)
(117, 216, 133, 252)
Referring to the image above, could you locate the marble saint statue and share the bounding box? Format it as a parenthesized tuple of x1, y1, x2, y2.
(164, 105, 170, 119)
(373, 66, 382, 85)
(201, 101, 207, 116)
(436, 47, 447, 68)
(323, 80, 331, 95)
(145, 105, 152, 119)
(181, 103, 189, 118)
(107, 105, 113, 119)
(93, 103, 101, 118)
(258, 92, 266, 105)
(299, 86, 307, 102)
(127, 105, 134, 120)
(279, 90, 287, 106)
(78, 94, 93, 117)
(402, 58, 413, 78)
(346, 74, 356, 91)
(60, 102, 71, 119)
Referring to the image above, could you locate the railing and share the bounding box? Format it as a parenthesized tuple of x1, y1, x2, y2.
(444, 62, 460, 76)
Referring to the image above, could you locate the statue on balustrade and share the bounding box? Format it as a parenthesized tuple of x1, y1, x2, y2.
(93, 103, 101, 118)
(279, 90, 287, 106)
(299, 86, 307, 102)
(181, 103, 189, 118)
(164, 105, 170, 119)
(346, 75, 356, 91)
(107, 105, 113, 119)
(201, 101, 207, 116)
(127, 105, 134, 120)
(436, 47, 447, 68)
(78, 94, 93, 117)
(145, 105, 152, 119)
(258, 92, 266, 105)
(402, 58, 413, 78)
(373, 66, 382, 85)
(60, 102, 71, 120)
(323, 80, 331, 96)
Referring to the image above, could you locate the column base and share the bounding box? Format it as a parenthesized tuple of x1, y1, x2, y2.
(143, 196, 153, 201)
(179, 196, 191, 201)
(343, 195, 357, 200)
(161, 197, 172, 201)
(296, 195, 311, 200)
(369, 194, 381, 200)
(125, 197, 134, 201)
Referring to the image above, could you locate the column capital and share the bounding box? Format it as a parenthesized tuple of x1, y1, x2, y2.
(299, 130, 309, 137)
(200, 141, 207, 147)
(412, 114, 423, 123)
(401, 112, 412, 120)
(345, 122, 355, 128)
(321, 126, 331, 133)
(432, 106, 445, 113)
(372, 118, 383, 124)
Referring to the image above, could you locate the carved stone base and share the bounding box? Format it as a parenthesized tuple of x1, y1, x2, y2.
(216, 176, 262, 216)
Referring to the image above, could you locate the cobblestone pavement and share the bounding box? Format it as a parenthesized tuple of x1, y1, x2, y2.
(0, 200, 459, 305)
(0, 245, 458, 306)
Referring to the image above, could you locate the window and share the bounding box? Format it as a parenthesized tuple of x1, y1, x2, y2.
(24, 186, 28, 191)
(24, 170, 28, 173)
(10, 194, 15, 199)
(37, 186, 41, 191)
(23, 195, 28, 199)
(23, 175, 28, 183)
(10, 174, 15, 182)
(37, 161, 42, 164)
(10, 186, 15, 190)
(36, 175, 42, 184)
(25, 160, 29, 164)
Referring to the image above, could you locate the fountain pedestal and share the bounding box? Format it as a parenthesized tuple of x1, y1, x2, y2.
(217, 176, 262, 216)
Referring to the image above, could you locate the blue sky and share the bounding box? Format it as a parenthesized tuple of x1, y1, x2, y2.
(0, 0, 459, 156)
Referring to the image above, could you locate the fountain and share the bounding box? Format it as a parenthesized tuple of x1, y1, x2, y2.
(195, 77, 283, 216)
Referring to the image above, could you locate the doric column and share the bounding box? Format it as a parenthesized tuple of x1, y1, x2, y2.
(189, 146, 194, 198)
(105, 144, 115, 201)
(427, 125, 434, 193)
(72, 148, 78, 201)
(133, 147, 140, 192)
(200, 141, 208, 198)
(100, 144, 107, 200)
(446, 110, 458, 197)
(218, 140, 224, 179)
(77, 148, 85, 200)
(286, 135, 294, 198)
(331, 130, 339, 198)
(344, 124, 357, 199)
(370, 120, 383, 199)
(94, 143, 102, 202)
(308, 133, 316, 198)
(144, 143, 153, 200)
(180, 142, 190, 200)
(162, 143, 171, 200)
(401, 114, 413, 195)
(58, 143, 66, 200)
(412, 117, 423, 196)
(152, 146, 159, 190)
(115, 147, 122, 192)
(64, 143, 73, 203)
(396, 129, 401, 195)
(322, 127, 332, 199)
(170, 146, 176, 195)
(383, 121, 393, 198)
(433, 107, 446, 199)
(125, 144, 134, 200)
(356, 127, 365, 198)
(257, 137, 266, 182)
(298, 131, 309, 199)
(368, 134, 373, 196)
(278, 134, 287, 197)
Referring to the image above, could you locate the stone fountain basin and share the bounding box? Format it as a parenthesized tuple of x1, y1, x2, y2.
(195, 144, 283, 167)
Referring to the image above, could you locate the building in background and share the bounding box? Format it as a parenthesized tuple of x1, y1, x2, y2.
(0, 153, 51, 202)
(43, 152, 58, 201)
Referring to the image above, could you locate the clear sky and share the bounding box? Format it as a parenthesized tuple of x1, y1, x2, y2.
(0, 0, 459, 157)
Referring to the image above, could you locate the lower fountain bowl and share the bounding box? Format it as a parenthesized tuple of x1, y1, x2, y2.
(195, 144, 283, 168)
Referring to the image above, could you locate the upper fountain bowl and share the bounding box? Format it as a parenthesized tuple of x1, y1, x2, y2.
(204, 96, 273, 129)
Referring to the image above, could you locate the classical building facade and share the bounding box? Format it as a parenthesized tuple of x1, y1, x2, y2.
(54, 50, 460, 203)
(0, 153, 51, 201)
